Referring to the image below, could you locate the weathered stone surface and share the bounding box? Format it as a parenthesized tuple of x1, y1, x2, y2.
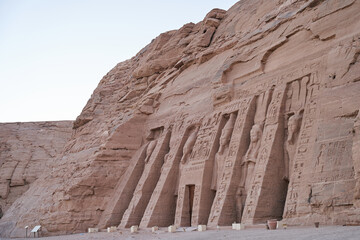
(1, 0, 360, 238)
(0, 121, 73, 215)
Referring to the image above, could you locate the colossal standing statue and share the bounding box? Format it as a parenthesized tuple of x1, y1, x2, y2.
(284, 113, 302, 181)
(180, 126, 200, 164)
(211, 113, 236, 191)
(240, 124, 262, 192)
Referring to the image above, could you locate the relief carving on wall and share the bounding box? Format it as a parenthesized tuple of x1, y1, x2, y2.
(211, 112, 237, 191)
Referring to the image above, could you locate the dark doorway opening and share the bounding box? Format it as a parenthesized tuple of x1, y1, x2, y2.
(187, 184, 195, 226)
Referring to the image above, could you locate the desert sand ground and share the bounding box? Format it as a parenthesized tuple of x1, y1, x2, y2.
(2, 225, 360, 240)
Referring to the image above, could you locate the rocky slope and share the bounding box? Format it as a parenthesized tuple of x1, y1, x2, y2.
(1, 0, 360, 237)
(0, 121, 73, 218)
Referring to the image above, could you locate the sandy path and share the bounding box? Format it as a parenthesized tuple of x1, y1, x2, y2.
(3, 226, 360, 240)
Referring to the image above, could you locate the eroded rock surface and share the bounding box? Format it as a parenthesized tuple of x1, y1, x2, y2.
(1, 0, 360, 237)
(0, 121, 72, 216)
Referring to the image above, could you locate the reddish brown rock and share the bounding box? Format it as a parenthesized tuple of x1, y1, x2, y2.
(1, 0, 360, 238)
(0, 121, 72, 215)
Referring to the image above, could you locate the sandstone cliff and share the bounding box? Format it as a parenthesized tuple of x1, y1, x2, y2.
(1, 0, 360, 237)
(0, 121, 73, 217)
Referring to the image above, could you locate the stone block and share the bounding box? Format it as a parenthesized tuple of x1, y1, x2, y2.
(88, 228, 98, 233)
(168, 225, 176, 233)
(277, 221, 284, 229)
(232, 223, 245, 230)
(151, 226, 159, 232)
(198, 225, 207, 231)
(130, 225, 138, 233)
(107, 226, 117, 232)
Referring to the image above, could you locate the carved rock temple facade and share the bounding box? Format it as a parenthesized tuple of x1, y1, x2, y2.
(1, 0, 360, 237)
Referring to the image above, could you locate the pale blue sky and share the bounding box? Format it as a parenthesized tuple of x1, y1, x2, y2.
(0, 0, 238, 122)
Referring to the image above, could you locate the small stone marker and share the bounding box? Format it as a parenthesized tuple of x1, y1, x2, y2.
(88, 228, 98, 233)
(107, 226, 117, 232)
(168, 225, 176, 233)
(130, 225, 138, 233)
(232, 223, 245, 230)
(277, 221, 284, 229)
(198, 225, 207, 231)
(152, 226, 159, 232)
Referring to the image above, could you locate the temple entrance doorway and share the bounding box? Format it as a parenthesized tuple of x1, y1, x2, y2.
(187, 184, 195, 226)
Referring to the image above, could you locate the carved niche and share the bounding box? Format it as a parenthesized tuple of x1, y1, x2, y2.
(211, 112, 237, 191)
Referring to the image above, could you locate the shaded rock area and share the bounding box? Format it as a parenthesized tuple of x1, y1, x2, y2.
(1, 0, 360, 237)
(0, 121, 73, 216)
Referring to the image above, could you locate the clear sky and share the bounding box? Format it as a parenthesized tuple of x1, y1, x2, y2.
(0, 0, 238, 123)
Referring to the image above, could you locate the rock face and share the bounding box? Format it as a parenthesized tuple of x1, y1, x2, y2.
(0, 121, 73, 216)
(1, 0, 360, 237)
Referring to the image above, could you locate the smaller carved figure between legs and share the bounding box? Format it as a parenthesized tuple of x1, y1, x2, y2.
(235, 187, 245, 223)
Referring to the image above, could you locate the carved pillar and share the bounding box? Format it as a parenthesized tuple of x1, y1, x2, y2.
(283, 99, 319, 220)
(174, 112, 222, 227)
(284, 113, 302, 181)
(208, 97, 256, 226)
(119, 129, 171, 228)
(139, 120, 197, 228)
(97, 144, 148, 228)
(242, 85, 287, 224)
(211, 112, 237, 191)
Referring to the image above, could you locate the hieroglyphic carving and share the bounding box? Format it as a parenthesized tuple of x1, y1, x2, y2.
(177, 124, 202, 194)
(241, 85, 287, 224)
(174, 186, 186, 226)
(284, 113, 302, 181)
(266, 87, 286, 125)
(191, 185, 201, 226)
(211, 112, 237, 191)
(283, 76, 309, 181)
(140, 116, 203, 228)
(180, 126, 200, 164)
(186, 113, 222, 165)
(185, 113, 223, 226)
(312, 140, 353, 182)
(240, 124, 262, 192)
(208, 97, 255, 226)
(119, 128, 171, 228)
(254, 89, 273, 125)
(284, 99, 318, 218)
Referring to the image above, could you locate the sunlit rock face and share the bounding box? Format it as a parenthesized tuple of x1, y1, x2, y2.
(0, 121, 73, 216)
(1, 0, 360, 237)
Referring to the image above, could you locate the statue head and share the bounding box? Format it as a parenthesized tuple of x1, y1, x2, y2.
(219, 113, 236, 153)
(250, 124, 262, 143)
(219, 128, 232, 148)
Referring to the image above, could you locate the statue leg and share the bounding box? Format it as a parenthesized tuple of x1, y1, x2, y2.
(240, 163, 247, 187)
(245, 162, 255, 192)
(211, 157, 218, 191)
